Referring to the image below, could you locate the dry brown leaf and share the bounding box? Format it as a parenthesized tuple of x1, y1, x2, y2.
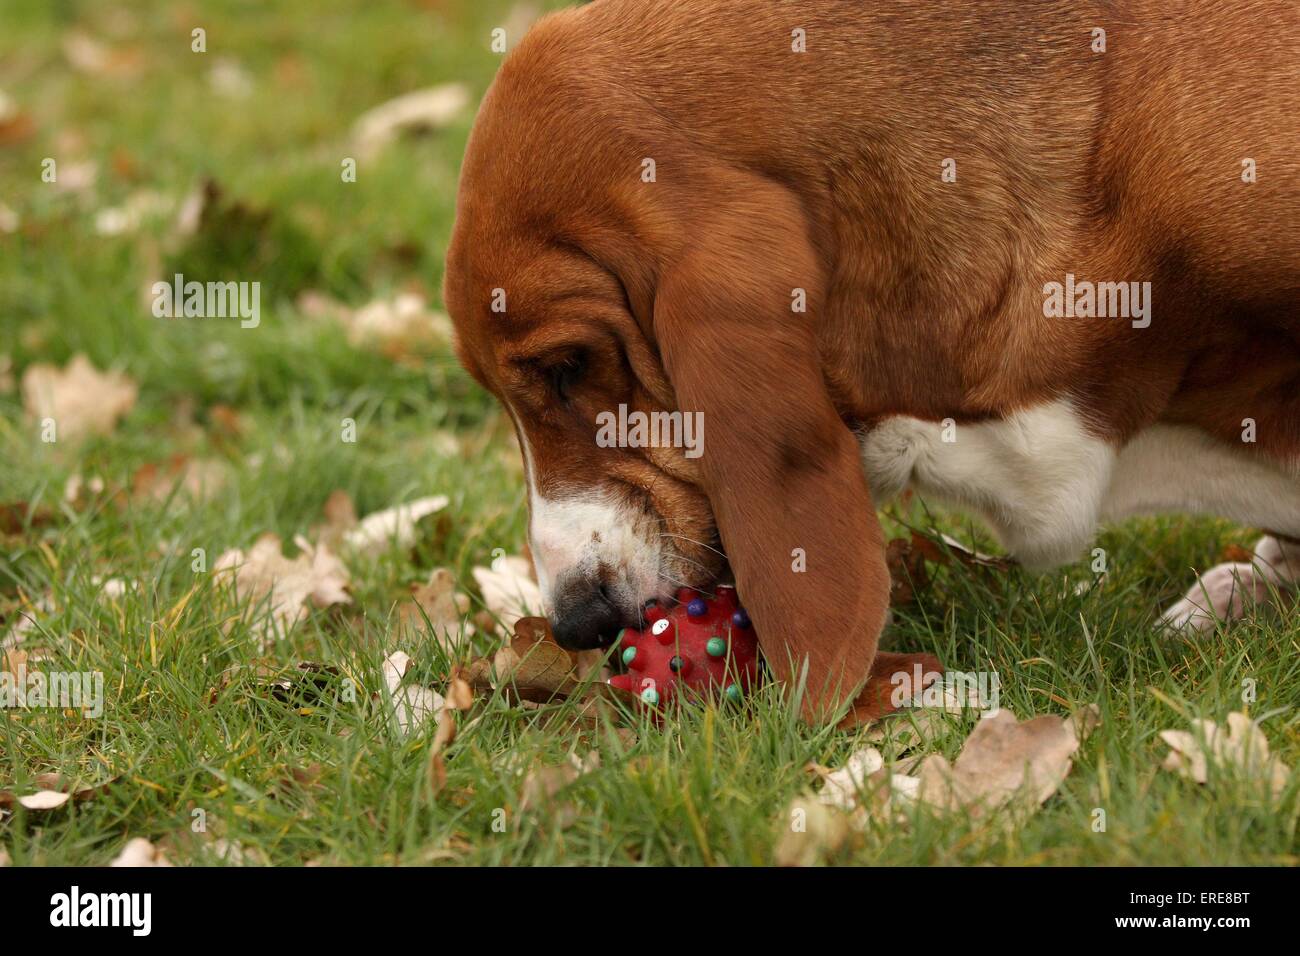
(774, 796, 856, 866)
(464, 616, 602, 703)
(352, 84, 470, 160)
(272, 763, 324, 799)
(1160, 712, 1291, 797)
(131, 454, 227, 503)
(313, 489, 358, 546)
(0, 502, 57, 536)
(909, 530, 1015, 572)
(472, 555, 543, 630)
(0, 91, 35, 147)
(110, 837, 171, 867)
(518, 751, 599, 828)
(21, 354, 138, 442)
(205, 838, 268, 866)
(382, 651, 444, 736)
(2, 646, 26, 679)
(428, 752, 448, 795)
(494, 637, 580, 702)
(399, 568, 472, 650)
(344, 496, 449, 555)
(1, 592, 53, 649)
(0, 774, 117, 813)
(811, 747, 885, 811)
(94, 189, 173, 236)
(885, 536, 930, 606)
(322, 292, 453, 357)
(444, 675, 474, 712)
(213, 534, 351, 644)
(62, 31, 143, 78)
(866, 708, 958, 752)
(907, 708, 1088, 816)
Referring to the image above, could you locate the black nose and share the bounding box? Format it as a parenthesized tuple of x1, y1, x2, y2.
(551, 576, 626, 650)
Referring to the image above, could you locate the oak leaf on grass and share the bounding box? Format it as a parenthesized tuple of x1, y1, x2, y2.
(1160, 711, 1290, 798)
(213, 534, 351, 645)
(21, 354, 137, 442)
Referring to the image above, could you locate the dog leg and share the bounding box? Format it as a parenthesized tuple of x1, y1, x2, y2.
(1160, 535, 1300, 633)
(836, 650, 944, 727)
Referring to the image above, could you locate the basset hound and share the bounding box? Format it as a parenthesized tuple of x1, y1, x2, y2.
(443, 0, 1300, 723)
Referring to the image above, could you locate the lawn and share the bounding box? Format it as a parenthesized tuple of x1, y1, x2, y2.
(1, 0, 1297, 867)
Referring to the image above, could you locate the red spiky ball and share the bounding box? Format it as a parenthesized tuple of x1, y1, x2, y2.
(608, 585, 760, 713)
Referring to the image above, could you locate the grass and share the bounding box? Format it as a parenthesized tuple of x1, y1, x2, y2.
(1, 0, 1297, 867)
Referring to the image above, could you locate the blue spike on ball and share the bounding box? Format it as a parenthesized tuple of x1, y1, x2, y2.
(686, 597, 708, 617)
(732, 608, 751, 629)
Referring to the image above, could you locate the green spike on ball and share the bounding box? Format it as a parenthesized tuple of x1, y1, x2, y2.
(622, 646, 638, 666)
(724, 683, 742, 702)
(614, 628, 627, 645)
(706, 637, 727, 658)
(640, 687, 660, 705)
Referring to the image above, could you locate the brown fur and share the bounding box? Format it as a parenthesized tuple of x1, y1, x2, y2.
(444, 0, 1300, 722)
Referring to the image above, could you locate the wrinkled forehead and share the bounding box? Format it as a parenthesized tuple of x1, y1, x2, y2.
(446, 231, 624, 373)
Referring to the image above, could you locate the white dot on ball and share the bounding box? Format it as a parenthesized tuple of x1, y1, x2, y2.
(651, 619, 670, 635)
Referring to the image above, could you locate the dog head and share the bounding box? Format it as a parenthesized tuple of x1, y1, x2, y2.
(443, 12, 892, 719)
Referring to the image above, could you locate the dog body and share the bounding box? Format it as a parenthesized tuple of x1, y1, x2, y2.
(445, 0, 1300, 720)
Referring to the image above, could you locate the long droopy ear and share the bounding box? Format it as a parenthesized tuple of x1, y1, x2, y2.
(655, 175, 936, 724)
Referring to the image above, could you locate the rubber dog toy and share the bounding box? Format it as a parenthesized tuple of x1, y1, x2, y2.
(608, 585, 760, 712)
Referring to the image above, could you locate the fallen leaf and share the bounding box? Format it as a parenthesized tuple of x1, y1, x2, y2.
(52, 159, 98, 195)
(0, 502, 57, 536)
(472, 554, 543, 630)
(382, 650, 444, 736)
(399, 568, 473, 650)
(1220, 543, 1255, 563)
(352, 84, 470, 160)
(0, 774, 117, 813)
(812, 747, 885, 811)
(865, 708, 958, 752)
(205, 838, 268, 866)
(444, 674, 475, 712)
(94, 189, 172, 236)
(0, 647, 24, 678)
(208, 58, 252, 98)
(885, 536, 930, 605)
(313, 489, 358, 546)
(62, 31, 143, 78)
(774, 795, 855, 866)
(910, 530, 1016, 572)
(492, 637, 580, 703)
(21, 354, 138, 441)
(15, 790, 69, 811)
(0, 105, 34, 147)
(213, 534, 351, 644)
(518, 751, 599, 828)
(273, 763, 324, 798)
(906, 708, 1087, 816)
(110, 837, 171, 867)
(131, 454, 227, 503)
(1160, 711, 1290, 798)
(1, 592, 53, 649)
(344, 496, 449, 555)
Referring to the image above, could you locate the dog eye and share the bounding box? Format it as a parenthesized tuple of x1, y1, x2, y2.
(545, 352, 585, 402)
